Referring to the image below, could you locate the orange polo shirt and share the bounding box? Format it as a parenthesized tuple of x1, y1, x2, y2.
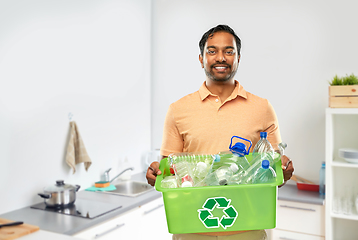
(160, 80, 281, 236)
(160, 80, 281, 157)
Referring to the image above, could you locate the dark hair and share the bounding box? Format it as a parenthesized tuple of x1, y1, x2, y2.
(199, 24, 241, 56)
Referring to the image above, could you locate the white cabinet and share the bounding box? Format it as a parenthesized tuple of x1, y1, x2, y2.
(270, 229, 324, 240)
(267, 200, 325, 240)
(73, 197, 171, 240)
(325, 108, 358, 240)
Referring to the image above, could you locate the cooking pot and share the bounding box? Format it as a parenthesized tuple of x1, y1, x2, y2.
(38, 180, 80, 208)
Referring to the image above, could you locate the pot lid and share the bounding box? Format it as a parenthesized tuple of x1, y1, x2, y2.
(44, 180, 76, 192)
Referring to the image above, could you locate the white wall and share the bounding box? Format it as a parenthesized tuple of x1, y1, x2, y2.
(0, 0, 151, 214)
(152, 0, 358, 183)
(2, 0, 358, 216)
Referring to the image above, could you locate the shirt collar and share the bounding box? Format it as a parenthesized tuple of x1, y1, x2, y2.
(198, 80, 248, 101)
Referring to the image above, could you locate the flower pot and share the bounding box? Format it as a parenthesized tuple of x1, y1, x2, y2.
(329, 85, 358, 108)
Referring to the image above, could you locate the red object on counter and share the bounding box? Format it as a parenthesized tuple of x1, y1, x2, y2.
(296, 182, 319, 192)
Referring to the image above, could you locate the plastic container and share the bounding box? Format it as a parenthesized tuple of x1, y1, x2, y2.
(155, 153, 284, 234)
(296, 182, 319, 192)
(319, 162, 326, 195)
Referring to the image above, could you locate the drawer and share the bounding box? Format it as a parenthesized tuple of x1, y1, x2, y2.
(73, 207, 140, 240)
(269, 229, 325, 240)
(137, 197, 165, 217)
(276, 200, 325, 236)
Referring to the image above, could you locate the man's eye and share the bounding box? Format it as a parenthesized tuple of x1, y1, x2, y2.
(207, 50, 216, 54)
(226, 51, 234, 55)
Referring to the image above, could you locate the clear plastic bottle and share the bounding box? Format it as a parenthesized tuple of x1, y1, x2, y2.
(190, 154, 215, 187)
(192, 161, 209, 187)
(277, 142, 288, 156)
(252, 160, 277, 184)
(252, 132, 275, 165)
(210, 137, 252, 186)
(319, 162, 326, 195)
(161, 175, 178, 188)
(205, 163, 239, 186)
(170, 156, 194, 188)
(237, 133, 275, 184)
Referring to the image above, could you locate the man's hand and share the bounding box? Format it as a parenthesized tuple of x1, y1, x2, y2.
(146, 161, 162, 186)
(281, 155, 294, 182)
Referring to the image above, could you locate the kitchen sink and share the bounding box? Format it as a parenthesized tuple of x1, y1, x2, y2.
(101, 181, 154, 197)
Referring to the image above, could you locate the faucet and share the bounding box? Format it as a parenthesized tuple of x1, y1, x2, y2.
(103, 168, 112, 182)
(109, 167, 134, 183)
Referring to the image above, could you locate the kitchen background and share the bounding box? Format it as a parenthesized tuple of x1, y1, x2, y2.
(0, 0, 357, 215)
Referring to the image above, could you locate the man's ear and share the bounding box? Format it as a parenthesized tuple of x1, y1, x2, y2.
(199, 54, 204, 68)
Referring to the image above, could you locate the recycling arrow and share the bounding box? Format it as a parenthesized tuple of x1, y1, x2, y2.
(197, 197, 238, 229)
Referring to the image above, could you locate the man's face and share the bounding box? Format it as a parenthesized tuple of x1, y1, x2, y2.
(199, 31, 240, 82)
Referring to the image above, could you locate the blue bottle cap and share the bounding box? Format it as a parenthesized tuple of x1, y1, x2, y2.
(262, 160, 270, 169)
(230, 142, 247, 156)
(260, 132, 267, 138)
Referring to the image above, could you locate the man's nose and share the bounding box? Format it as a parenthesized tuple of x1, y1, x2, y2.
(215, 51, 226, 62)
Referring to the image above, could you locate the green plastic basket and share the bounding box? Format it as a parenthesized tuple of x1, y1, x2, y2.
(155, 153, 284, 234)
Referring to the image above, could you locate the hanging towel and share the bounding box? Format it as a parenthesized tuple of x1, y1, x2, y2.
(66, 121, 92, 174)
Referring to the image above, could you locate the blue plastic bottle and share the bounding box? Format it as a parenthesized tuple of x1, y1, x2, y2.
(319, 162, 326, 195)
(252, 160, 277, 184)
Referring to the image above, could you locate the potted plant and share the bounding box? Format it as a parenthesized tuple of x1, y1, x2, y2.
(329, 74, 358, 108)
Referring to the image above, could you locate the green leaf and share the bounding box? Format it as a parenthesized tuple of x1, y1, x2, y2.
(342, 74, 358, 85)
(329, 74, 358, 85)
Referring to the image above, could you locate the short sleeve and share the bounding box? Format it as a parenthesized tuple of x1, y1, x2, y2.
(160, 104, 184, 157)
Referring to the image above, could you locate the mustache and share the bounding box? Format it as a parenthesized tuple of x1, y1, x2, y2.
(210, 63, 231, 68)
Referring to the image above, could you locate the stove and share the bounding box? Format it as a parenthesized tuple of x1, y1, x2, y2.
(31, 199, 122, 219)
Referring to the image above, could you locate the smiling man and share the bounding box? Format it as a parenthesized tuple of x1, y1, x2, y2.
(146, 24, 294, 240)
(200, 30, 240, 83)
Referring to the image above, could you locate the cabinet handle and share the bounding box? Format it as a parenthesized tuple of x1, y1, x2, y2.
(94, 223, 125, 239)
(279, 205, 316, 212)
(279, 237, 298, 240)
(144, 204, 164, 215)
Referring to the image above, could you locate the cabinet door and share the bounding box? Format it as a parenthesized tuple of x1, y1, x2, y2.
(73, 207, 140, 240)
(136, 197, 172, 240)
(276, 200, 325, 237)
(73, 198, 172, 240)
(270, 229, 324, 240)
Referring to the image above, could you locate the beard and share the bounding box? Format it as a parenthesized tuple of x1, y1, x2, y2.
(204, 63, 238, 82)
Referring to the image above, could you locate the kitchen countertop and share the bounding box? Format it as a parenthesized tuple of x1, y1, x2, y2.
(0, 172, 161, 237)
(0, 175, 324, 240)
(277, 184, 325, 205)
(278, 182, 325, 205)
